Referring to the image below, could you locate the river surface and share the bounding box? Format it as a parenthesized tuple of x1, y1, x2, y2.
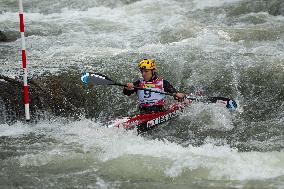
(0, 0, 284, 188)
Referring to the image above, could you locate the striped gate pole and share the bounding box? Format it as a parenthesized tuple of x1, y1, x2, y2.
(18, 0, 30, 121)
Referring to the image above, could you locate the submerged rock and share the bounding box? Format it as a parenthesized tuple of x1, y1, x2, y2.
(0, 73, 98, 123)
(227, 0, 284, 17)
(0, 31, 8, 42)
(268, 0, 284, 16)
(0, 30, 19, 42)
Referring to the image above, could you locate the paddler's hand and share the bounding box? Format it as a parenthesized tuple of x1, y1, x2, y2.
(125, 83, 134, 90)
(174, 93, 186, 101)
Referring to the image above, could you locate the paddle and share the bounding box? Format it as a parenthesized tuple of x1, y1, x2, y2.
(81, 72, 238, 110)
(81, 72, 175, 95)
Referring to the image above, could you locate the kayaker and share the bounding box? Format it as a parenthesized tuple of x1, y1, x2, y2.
(123, 59, 186, 113)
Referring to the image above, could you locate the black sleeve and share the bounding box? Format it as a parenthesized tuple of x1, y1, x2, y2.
(123, 80, 140, 96)
(163, 80, 177, 94)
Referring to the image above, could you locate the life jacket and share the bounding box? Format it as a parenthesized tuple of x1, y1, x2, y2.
(137, 78, 166, 107)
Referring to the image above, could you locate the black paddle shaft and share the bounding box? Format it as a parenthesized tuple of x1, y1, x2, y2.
(85, 72, 237, 109)
(87, 73, 175, 96)
(114, 82, 175, 96)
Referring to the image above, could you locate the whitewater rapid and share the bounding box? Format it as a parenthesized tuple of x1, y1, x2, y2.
(1, 0, 284, 188)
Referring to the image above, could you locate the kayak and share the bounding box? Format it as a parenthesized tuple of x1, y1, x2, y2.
(107, 95, 237, 133)
(80, 72, 238, 132)
(108, 99, 192, 132)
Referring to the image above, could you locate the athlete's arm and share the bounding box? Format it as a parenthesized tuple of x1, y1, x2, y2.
(163, 80, 177, 93)
(123, 80, 140, 96)
(163, 80, 185, 99)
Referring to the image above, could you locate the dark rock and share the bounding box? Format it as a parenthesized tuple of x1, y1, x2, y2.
(0, 31, 8, 42)
(0, 72, 99, 124)
(0, 30, 19, 42)
(227, 0, 284, 17)
(268, 0, 284, 16)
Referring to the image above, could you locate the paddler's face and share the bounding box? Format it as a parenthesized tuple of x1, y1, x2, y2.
(140, 69, 153, 81)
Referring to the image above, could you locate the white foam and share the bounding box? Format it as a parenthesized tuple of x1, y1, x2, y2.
(95, 177, 120, 189)
(180, 103, 234, 131)
(0, 79, 7, 82)
(4, 119, 283, 181)
(1, 0, 281, 78)
(1, 0, 284, 182)
(193, 0, 242, 10)
(85, 125, 284, 180)
(0, 122, 32, 137)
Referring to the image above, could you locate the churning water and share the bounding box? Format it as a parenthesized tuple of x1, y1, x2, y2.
(0, 0, 284, 188)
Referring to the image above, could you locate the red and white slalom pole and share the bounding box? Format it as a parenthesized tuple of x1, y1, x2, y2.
(18, 0, 30, 121)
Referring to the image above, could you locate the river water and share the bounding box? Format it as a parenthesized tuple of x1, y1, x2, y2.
(0, 0, 284, 188)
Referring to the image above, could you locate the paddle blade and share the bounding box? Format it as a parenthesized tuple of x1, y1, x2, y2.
(227, 99, 238, 110)
(81, 72, 116, 85)
(186, 95, 238, 110)
(208, 97, 238, 110)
